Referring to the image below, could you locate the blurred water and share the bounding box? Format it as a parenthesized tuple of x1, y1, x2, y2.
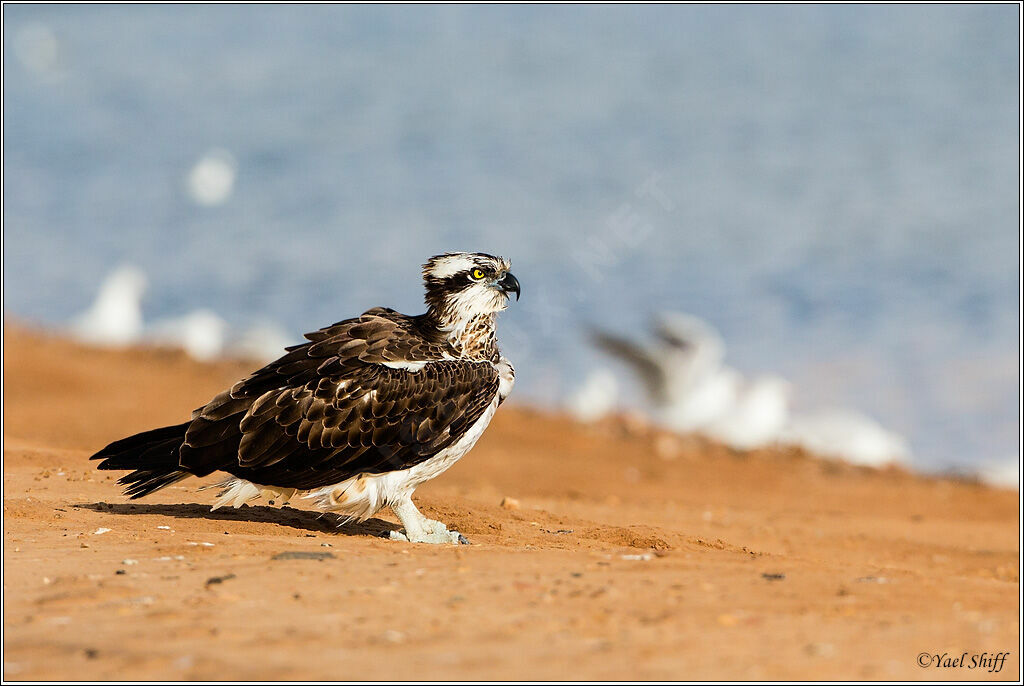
(3, 5, 1019, 475)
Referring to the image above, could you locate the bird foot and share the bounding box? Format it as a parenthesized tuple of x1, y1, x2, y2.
(388, 522, 469, 545)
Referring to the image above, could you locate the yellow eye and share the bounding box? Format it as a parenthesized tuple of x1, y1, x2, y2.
(471, 268, 486, 280)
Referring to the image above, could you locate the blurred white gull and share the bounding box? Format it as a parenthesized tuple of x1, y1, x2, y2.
(592, 312, 740, 430)
(590, 311, 911, 466)
(592, 312, 785, 443)
(148, 309, 229, 362)
(975, 458, 1020, 490)
(69, 266, 301, 365)
(567, 368, 619, 423)
(228, 320, 298, 363)
(70, 265, 148, 346)
(13, 23, 62, 79)
(186, 148, 237, 207)
(779, 409, 910, 466)
(704, 374, 792, 451)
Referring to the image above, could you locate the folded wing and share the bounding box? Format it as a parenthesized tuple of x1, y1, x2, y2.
(178, 309, 499, 489)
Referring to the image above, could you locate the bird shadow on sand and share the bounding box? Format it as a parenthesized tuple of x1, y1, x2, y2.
(75, 502, 398, 538)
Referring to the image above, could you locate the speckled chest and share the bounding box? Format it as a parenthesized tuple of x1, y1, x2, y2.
(449, 314, 499, 362)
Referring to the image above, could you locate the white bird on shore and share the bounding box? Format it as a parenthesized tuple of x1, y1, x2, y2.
(976, 458, 1019, 490)
(704, 374, 791, 451)
(567, 368, 619, 423)
(591, 311, 911, 466)
(592, 312, 741, 430)
(779, 409, 910, 466)
(70, 265, 300, 365)
(228, 320, 298, 363)
(70, 265, 148, 346)
(148, 309, 230, 362)
(592, 312, 784, 441)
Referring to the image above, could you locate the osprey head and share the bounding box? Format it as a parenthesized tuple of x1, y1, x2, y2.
(423, 252, 520, 323)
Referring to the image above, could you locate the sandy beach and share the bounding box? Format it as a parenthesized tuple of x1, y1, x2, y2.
(2, 324, 1019, 680)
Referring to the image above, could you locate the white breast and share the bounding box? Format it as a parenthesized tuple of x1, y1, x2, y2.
(302, 387, 503, 520)
(403, 392, 499, 486)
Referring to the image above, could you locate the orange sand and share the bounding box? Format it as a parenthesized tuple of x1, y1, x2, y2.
(2, 325, 1019, 680)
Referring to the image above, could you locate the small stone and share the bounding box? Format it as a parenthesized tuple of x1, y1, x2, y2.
(619, 411, 651, 437)
(383, 629, 405, 644)
(272, 551, 335, 561)
(654, 433, 682, 460)
(205, 573, 236, 587)
(500, 497, 520, 510)
(804, 642, 836, 657)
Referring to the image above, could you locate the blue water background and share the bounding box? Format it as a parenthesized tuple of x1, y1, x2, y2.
(4, 5, 1019, 473)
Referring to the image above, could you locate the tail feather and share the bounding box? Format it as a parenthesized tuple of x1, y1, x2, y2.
(92, 422, 192, 499)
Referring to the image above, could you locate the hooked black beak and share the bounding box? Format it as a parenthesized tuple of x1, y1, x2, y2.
(497, 271, 521, 301)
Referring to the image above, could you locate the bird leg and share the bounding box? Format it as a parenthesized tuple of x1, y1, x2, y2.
(388, 496, 468, 544)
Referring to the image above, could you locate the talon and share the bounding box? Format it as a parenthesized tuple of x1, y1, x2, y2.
(388, 530, 409, 541)
(457, 533, 470, 545)
(414, 518, 443, 535)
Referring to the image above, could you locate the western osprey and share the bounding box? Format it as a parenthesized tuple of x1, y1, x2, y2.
(90, 252, 520, 544)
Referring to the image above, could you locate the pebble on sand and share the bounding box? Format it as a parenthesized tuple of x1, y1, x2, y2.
(272, 551, 335, 561)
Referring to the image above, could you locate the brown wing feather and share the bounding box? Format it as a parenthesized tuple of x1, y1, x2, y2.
(177, 309, 499, 490)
